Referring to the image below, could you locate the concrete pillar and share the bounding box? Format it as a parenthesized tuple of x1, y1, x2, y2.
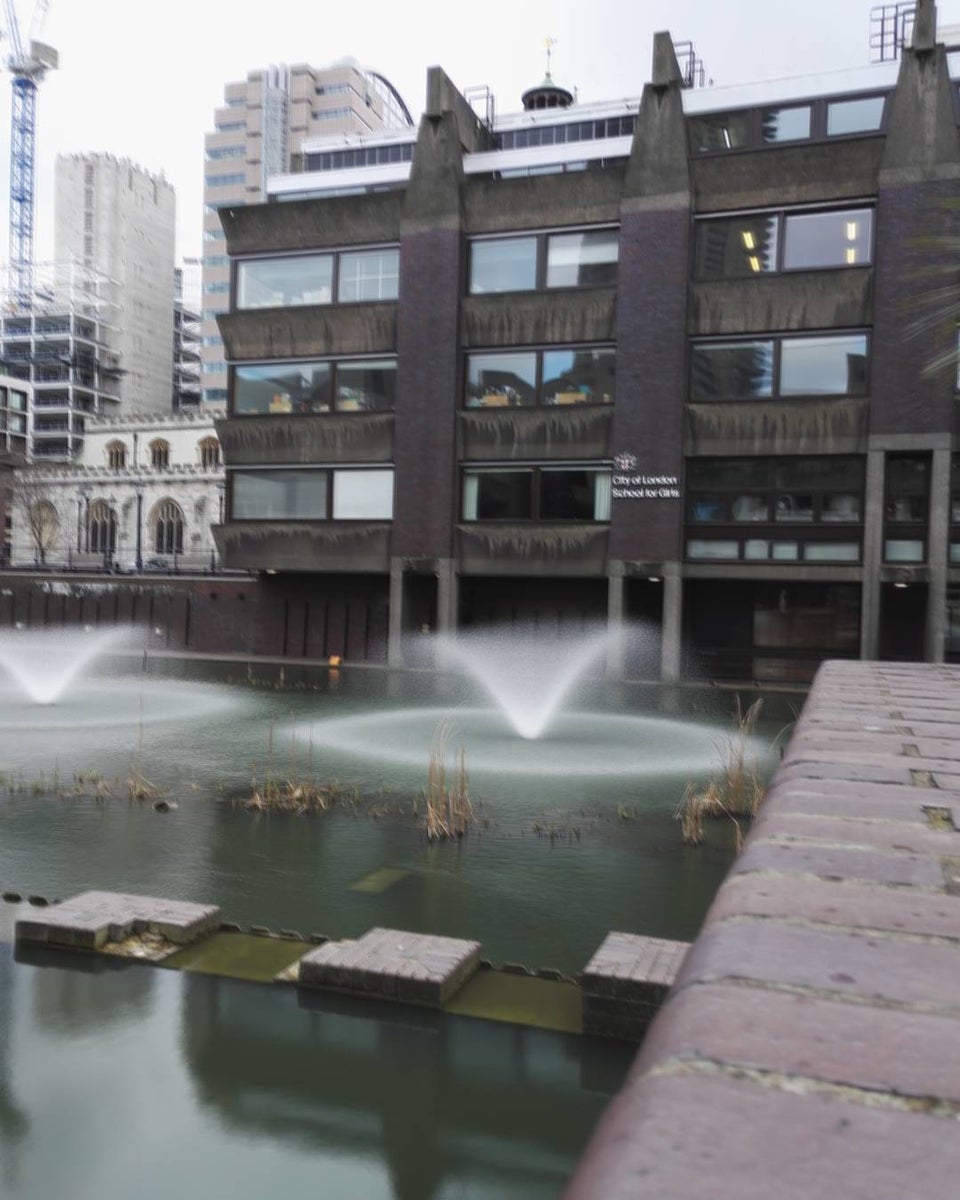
(606, 562, 626, 679)
(660, 562, 682, 683)
(387, 556, 404, 668)
(860, 449, 885, 660)
(436, 558, 458, 634)
(925, 447, 951, 662)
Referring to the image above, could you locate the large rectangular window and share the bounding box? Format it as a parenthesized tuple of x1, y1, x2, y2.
(545, 230, 618, 288)
(337, 249, 399, 302)
(884, 453, 929, 563)
(232, 358, 396, 415)
(237, 255, 333, 309)
(465, 346, 614, 408)
(462, 466, 612, 521)
(691, 333, 868, 401)
(694, 207, 873, 278)
(468, 227, 618, 294)
(690, 93, 887, 154)
(685, 456, 865, 562)
(230, 468, 394, 521)
(236, 245, 399, 310)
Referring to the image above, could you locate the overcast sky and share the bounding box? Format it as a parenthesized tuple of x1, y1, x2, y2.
(1, 0, 958, 264)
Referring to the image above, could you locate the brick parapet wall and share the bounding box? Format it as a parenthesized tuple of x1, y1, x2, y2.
(564, 659, 960, 1199)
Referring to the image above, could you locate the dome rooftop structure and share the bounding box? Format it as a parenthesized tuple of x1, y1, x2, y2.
(521, 72, 574, 110)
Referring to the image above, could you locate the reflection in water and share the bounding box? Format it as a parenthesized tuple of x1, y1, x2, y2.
(0, 952, 631, 1200)
(180, 974, 629, 1200)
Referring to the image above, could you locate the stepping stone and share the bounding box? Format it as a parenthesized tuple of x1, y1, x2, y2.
(14, 889, 220, 951)
(298, 926, 481, 1007)
(581, 932, 690, 1040)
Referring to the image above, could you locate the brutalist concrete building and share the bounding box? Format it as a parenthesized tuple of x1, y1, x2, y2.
(213, 3, 960, 684)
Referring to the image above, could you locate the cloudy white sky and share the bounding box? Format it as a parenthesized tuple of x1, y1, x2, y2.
(1, 0, 958, 263)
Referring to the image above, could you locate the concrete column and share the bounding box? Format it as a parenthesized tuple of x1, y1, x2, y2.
(925, 447, 951, 663)
(606, 562, 626, 679)
(436, 558, 458, 634)
(387, 556, 405, 668)
(860, 449, 885, 660)
(660, 562, 682, 683)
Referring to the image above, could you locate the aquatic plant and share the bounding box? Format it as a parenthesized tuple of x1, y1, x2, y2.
(424, 718, 474, 841)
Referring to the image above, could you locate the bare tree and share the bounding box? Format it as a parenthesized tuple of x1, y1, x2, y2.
(10, 473, 62, 565)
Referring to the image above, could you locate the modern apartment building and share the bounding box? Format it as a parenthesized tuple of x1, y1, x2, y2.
(201, 62, 413, 405)
(0, 261, 122, 460)
(174, 261, 202, 410)
(211, 2, 960, 684)
(55, 154, 177, 415)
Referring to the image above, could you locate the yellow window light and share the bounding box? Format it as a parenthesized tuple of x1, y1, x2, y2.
(748, 255, 761, 272)
(845, 221, 858, 241)
(845, 247, 857, 264)
(741, 229, 756, 250)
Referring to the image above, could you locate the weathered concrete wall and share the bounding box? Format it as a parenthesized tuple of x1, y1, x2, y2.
(565, 659, 960, 1199)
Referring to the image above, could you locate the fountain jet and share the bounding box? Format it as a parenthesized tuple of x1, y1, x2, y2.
(435, 625, 613, 739)
(0, 627, 132, 705)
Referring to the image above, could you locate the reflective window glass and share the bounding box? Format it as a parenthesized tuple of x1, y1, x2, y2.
(686, 539, 740, 558)
(465, 471, 533, 520)
(731, 495, 769, 521)
(779, 335, 868, 396)
(332, 470, 394, 519)
(687, 495, 730, 521)
(231, 470, 328, 520)
(237, 256, 333, 308)
(775, 494, 815, 522)
(546, 230, 618, 287)
(821, 494, 861, 521)
(542, 348, 615, 404)
(690, 341, 775, 401)
(804, 542, 860, 562)
(761, 106, 812, 142)
(337, 249, 399, 302)
(689, 112, 750, 152)
(466, 353, 537, 408)
(827, 96, 886, 136)
(694, 215, 779, 278)
(469, 238, 537, 294)
(336, 361, 396, 412)
(234, 363, 333, 414)
(783, 209, 873, 270)
(539, 470, 598, 520)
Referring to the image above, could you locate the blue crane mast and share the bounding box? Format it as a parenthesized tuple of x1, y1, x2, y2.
(1, 0, 57, 306)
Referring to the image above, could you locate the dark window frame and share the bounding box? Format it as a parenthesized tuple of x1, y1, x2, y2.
(467, 225, 620, 296)
(227, 466, 395, 522)
(229, 355, 398, 417)
(689, 331, 871, 402)
(684, 455, 865, 564)
(688, 91, 889, 156)
(460, 464, 612, 523)
(463, 344, 616, 409)
(693, 204, 875, 279)
(232, 243, 401, 311)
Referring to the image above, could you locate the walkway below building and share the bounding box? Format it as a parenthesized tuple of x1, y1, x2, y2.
(565, 660, 960, 1199)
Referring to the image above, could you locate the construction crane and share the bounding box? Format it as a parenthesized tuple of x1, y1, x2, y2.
(1, 0, 57, 305)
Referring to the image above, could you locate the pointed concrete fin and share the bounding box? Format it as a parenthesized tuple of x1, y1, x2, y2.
(652, 32, 683, 88)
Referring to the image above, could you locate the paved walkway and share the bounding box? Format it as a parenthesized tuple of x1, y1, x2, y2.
(565, 661, 960, 1200)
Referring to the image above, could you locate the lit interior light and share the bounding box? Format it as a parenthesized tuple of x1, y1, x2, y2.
(741, 230, 756, 250)
(846, 247, 857, 264)
(748, 255, 761, 272)
(893, 582, 909, 589)
(845, 221, 858, 240)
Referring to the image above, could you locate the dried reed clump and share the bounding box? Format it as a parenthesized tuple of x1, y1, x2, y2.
(424, 718, 474, 841)
(243, 721, 361, 814)
(676, 698, 766, 852)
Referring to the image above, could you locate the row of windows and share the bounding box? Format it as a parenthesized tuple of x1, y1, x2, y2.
(205, 146, 245, 161)
(695, 207, 873, 278)
(495, 115, 636, 150)
(214, 120, 245, 133)
(228, 347, 613, 416)
(105, 438, 221, 470)
(227, 465, 612, 524)
(236, 247, 399, 309)
(234, 359, 396, 415)
(312, 107, 353, 121)
(690, 333, 868, 402)
(303, 143, 414, 172)
(689, 93, 887, 154)
(206, 172, 246, 188)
